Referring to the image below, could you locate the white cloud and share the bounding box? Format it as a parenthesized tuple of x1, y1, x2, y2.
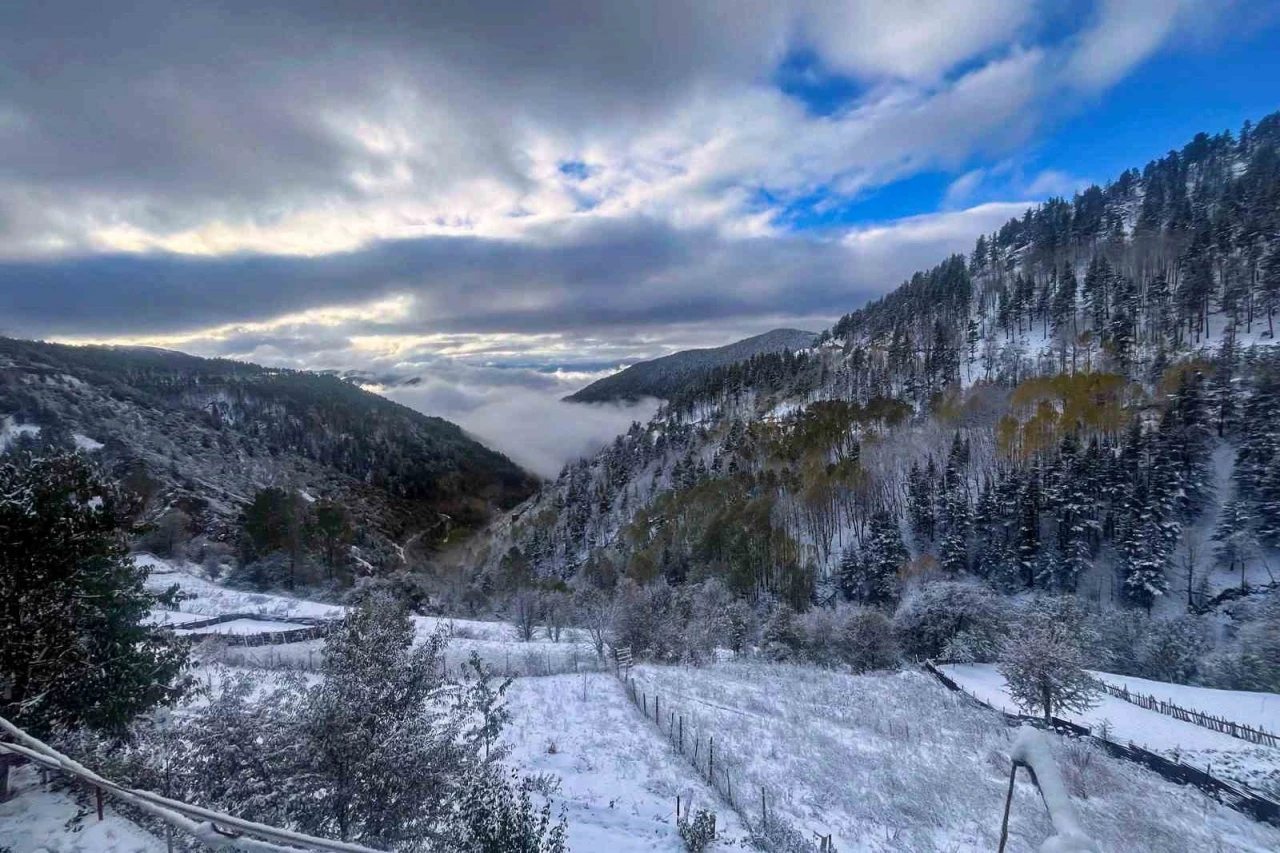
(1065, 0, 1228, 91)
(944, 169, 987, 207)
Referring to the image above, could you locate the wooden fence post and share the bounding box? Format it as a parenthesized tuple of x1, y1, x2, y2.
(709, 737, 714, 781)
(997, 762, 1018, 853)
(96, 785, 104, 820)
(679, 716, 683, 753)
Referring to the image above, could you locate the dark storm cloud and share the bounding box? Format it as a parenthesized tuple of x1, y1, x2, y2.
(0, 216, 881, 338)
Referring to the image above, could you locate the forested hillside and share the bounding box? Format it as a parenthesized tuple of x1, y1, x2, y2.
(565, 328, 818, 403)
(464, 111, 1280, 688)
(0, 338, 537, 585)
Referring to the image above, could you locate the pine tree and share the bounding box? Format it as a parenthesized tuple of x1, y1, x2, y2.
(0, 452, 190, 739)
(0, 452, 191, 797)
(862, 509, 907, 606)
(1213, 498, 1257, 590)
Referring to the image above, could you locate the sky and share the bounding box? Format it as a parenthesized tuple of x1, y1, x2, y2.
(1, 1, 1278, 475)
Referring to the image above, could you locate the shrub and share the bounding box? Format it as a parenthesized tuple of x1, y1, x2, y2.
(677, 808, 717, 853)
(893, 580, 1006, 661)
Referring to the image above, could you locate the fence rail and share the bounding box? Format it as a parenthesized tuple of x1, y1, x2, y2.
(922, 661, 1280, 828)
(0, 714, 384, 853)
(163, 613, 337, 647)
(1098, 681, 1280, 748)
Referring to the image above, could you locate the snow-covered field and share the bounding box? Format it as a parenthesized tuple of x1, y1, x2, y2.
(631, 661, 1280, 852)
(143, 562, 601, 675)
(502, 674, 747, 851)
(1091, 670, 1280, 734)
(942, 663, 1280, 797)
(13, 560, 1279, 852)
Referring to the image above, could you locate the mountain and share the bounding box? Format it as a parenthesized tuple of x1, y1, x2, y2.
(564, 328, 818, 403)
(0, 337, 538, 576)
(467, 110, 1280, 629)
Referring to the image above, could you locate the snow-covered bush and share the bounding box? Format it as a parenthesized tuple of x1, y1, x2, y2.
(761, 602, 803, 661)
(1199, 592, 1280, 691)
(1135, 615, 1208, 683)
(457, 766, 568, 853)
(62, 592, 558, 852)
(792, 605, 898, 671)
(893, 580, 1007, 661)
(677, 808, 717, 852)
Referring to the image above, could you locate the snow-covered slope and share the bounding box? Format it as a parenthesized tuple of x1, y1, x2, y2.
(941, 663, 1279, 797)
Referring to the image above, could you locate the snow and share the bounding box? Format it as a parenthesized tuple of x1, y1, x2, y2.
(1010, 727, 1098, 853)
(1090, 670, 1280, 735)
(72, 433, 105, 452)
(174, 617, 309, 636)
(941, 663, 1280, 796)
(632, 661, 1280, 852)
(0, 417, 40, 450)
(142, 566, 345, 620)
(501, 674, 747, 851)
(1, 763, 164, 853)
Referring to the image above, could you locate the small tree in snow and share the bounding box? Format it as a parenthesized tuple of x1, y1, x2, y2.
(999, 611, 1098, 723)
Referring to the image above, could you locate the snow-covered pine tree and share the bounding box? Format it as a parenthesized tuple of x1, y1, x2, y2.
(863, 508, 908, 606)
(0, 451, 191, 796)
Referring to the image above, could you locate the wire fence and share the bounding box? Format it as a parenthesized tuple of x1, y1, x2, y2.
(922, 661, 1280, 829)
(1097, 681, 1280, 748)
(615, 666, 834, 853)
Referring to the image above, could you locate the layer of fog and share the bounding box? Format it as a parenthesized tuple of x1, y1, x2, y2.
(382, 379, 660, 479)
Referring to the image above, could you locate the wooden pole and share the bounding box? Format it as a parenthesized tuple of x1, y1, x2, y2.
(96, 785, 105, 821)
(708, 737, 714, 780)
(679, 716, 683, 753)
(997, 763, 1017, 853)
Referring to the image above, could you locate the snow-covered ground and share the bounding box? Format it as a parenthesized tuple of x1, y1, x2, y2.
(632, 661, 1280, 852)
(142, 561, 601, 675)
(1, 764, 163, 853)
(0, 417, 40, 451)
(942, 663, 1279, 797)
(1091, 670, 1280, 734)
(502, 674, 747, 852)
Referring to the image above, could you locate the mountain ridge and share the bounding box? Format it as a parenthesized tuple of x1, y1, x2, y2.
(0, 337, 538, 573)
(564, 327, 818, 404)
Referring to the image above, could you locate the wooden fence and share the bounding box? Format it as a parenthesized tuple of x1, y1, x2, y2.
(168, 613, 337, 647)
(922, 661, 1280, 828)
(617, 671, 834, 853)
(1098, 681, 1280, 748)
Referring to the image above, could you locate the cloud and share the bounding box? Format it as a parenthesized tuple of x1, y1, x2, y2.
(0, 0, 1253, 470)
(385, 381, 661, 479)
(1064, 0, 1238, 91)
(944, 169, 987, 207)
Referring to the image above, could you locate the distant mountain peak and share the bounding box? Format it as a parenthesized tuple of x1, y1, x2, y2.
(565, 328, 818, 403)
